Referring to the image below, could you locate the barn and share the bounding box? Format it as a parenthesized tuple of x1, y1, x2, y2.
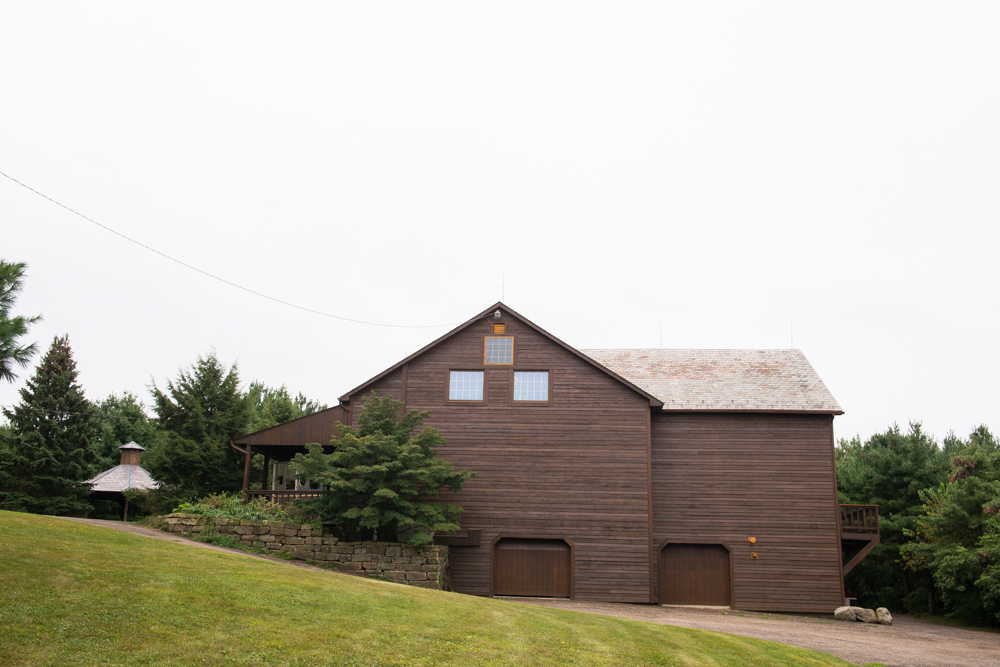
(233, 302, 879, 612)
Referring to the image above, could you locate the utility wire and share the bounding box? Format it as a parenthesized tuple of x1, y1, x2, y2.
(1, 170, 459, 329)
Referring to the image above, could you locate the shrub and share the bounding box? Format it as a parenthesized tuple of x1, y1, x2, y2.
(173, 491, 291, 522)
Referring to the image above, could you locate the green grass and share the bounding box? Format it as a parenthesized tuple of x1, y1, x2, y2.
(0, 511, 874, 667)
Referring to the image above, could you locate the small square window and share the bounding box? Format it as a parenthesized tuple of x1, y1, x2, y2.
(484, 336, 513, 365)
(449, 371, 484, 400)
(514, 371, 549, 401)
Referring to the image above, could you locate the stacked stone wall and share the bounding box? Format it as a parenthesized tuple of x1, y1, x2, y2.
(148, 513, 447, 590)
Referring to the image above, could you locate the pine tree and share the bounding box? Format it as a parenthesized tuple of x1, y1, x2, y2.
(0, 259, 42, 384)
(0, 335, 96, 515)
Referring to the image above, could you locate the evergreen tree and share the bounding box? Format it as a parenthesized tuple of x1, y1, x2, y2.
(0, 259, 42, 384)
(836, 422, 949, 611)
(0, 335, 96, 515)
(901, 426, 1000, 625)
(92, 391, 160, 474)
(290, 393, 474, 545)
(144, 352, 252, 497)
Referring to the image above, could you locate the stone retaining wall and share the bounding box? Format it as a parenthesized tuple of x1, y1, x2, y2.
(147, 513, 448, 590)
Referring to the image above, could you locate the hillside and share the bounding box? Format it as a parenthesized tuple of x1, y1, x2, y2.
(0, 511, 866, 667)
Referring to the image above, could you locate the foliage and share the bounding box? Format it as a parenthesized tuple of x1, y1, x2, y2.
(290, 393, 474, 545)
(173, 491, 291, 523)
(836, 422, 949, 611)
(144, 351, 253, 496)
(246, 381, 327, 434)
(91, 391, 161, 474)
(0, 335, 96, 516)
(0, 259, 41, 384)
(0, 510, 866, 667)
(900, 426, 1000, 625)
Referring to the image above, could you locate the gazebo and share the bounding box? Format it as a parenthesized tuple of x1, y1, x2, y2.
(82, 442, 159, 520)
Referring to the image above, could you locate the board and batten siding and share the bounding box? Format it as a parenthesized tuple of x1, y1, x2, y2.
(650, 412, 843, 612)
(346, 315, 653, 603)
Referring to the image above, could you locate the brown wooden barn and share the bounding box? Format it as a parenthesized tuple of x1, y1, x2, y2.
(234, 302, 879, 612)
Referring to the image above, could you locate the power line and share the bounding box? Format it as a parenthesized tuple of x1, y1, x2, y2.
(1, 170, 459, 329)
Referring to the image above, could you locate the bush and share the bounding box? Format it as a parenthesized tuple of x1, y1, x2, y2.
(173, 491, 291, 522)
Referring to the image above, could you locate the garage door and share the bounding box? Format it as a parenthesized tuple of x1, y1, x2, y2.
(660, 543, 731, 606)
(494, 538, 571, 597)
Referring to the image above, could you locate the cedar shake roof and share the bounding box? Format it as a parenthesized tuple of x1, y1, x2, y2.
(83, 465, 159, 493)
(581, 349, 843, 414)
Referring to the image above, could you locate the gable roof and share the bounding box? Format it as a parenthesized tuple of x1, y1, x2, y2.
(339, 302, 663, 407)
(581, 349, 843, 414)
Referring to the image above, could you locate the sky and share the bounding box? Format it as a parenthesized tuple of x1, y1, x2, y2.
(2, 2, 998, 444)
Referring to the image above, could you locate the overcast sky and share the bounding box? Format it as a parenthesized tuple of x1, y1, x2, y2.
(2, 3, 997, 444)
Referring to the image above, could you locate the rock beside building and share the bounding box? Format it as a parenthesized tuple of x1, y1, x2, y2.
(834, 605, 891, 624)
(834, 606, 856, 621)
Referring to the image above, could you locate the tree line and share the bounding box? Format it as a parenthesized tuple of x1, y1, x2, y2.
(0, 260, 326, 518)
(837, 423, 1000, 627)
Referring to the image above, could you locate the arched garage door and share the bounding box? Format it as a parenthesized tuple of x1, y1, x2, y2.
(660, 543, 731, 606)
(494, 538, 571, 597)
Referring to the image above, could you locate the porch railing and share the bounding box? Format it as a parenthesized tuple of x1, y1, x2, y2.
(245, 489, 331, 508)
(840, 504, 879, 534)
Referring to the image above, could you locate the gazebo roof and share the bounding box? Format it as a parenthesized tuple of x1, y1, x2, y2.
(83, 464, 159, 493)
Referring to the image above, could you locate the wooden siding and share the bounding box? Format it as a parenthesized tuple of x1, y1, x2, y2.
(347, 315, 652, 603)
(650, 413, 843, 612)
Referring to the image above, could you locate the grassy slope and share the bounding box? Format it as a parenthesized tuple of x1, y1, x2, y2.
(0, 511, 871, 667)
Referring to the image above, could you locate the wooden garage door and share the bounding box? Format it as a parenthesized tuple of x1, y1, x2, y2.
(494, 539, 571, 597)
(660, 544, 731, 606)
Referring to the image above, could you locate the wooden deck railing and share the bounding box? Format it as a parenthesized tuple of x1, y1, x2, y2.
(245, 489, 330, 508)
(840, 504, 879, 534)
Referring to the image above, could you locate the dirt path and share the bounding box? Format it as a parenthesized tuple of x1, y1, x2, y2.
(55, 518, 1000, 666)
(518, 599, 1000, 667)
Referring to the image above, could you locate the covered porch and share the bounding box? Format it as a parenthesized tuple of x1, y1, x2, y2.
(232, 405, 349, 504)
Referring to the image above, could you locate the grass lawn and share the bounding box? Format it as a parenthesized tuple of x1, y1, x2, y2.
(0, 511, 876, 667)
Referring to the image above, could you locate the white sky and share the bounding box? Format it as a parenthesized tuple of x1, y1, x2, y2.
(2, 2, 997, 444)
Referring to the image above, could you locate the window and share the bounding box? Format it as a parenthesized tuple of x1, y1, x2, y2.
(484, 336, 513, 365)
(514, 371, 549, 401)
(449, 370, 484, 400)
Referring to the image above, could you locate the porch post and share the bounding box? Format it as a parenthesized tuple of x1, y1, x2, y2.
(242, 444, 252, 492)
(261, 454, 269, 490)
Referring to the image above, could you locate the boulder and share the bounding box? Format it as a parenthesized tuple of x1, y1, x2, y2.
(834, 606, 856, 621)
(853, 607, 877, 623)
(876, 607, 893, 625)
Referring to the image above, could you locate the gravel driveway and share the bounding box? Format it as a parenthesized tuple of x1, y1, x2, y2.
(517, 598, 1000, 667)
(56, 518, 999, 666)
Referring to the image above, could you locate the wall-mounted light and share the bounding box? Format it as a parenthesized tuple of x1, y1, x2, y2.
(748, 537, 756, 545)
(494, 310, 502, 318)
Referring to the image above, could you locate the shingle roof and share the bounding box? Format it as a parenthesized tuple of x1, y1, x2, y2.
(581, 349, 843, 414)
(82, 465, 159, 493)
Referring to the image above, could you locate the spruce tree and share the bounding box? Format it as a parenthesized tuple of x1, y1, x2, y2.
(144, 352, 252, 497)
(0, 335, 96, 515)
